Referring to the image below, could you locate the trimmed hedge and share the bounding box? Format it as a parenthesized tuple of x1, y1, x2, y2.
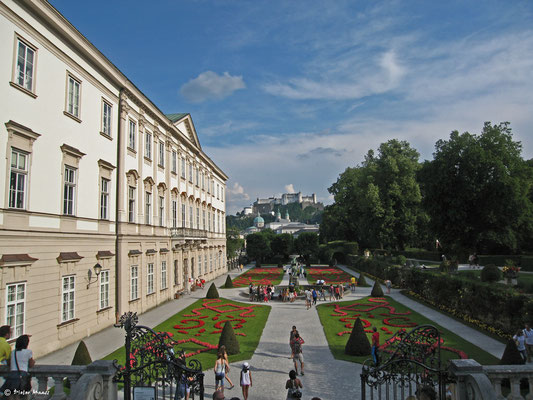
(479, 255, 533, 271)
(206, 283, 220, 299)
(345, 317, 371, 356)
(358, 273, 368, 286)
(224, 275, 233, 288)
(371, 281, 384, 297)
(347, 255, 532, 337)
(500, 338, 524, 365)
(218, 321, 240, 355)
(480, 264, 501, 283)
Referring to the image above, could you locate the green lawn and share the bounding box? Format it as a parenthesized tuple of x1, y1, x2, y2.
(317, 296, 499, 366)
(104, 298, 271, 371)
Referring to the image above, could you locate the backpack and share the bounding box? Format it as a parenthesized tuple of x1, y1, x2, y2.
(288, 379, 302, 398)
(293, 339, 302, 354)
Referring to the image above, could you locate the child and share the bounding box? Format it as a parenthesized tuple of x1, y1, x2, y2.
(240, 362, 252, 400)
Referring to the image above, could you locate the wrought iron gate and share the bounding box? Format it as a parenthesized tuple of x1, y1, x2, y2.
(113, 312, 205, 400)
(361, 325, 448, 399)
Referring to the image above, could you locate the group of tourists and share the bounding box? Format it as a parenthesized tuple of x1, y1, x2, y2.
(513, 323, 533, 363)
(281, 285, 298, 302)
(0, 325, 35, 397)
(248, 284, 276, 302)
(286, 264, 306, 279)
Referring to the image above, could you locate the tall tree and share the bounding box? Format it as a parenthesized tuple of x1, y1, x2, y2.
(323, 139, 424, 250)
(270, 233, 293, 260)
(294, 232, 319, 264)
(245, 233, 271, 263)
(419, 122, 533, 254)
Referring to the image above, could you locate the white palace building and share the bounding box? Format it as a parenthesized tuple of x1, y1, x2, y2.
(0, 0, 228, 357)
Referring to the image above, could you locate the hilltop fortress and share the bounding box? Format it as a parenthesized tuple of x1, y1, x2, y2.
(252, 192, 323, 214)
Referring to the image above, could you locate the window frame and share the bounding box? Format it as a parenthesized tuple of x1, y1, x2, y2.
(12, 35, 37, 96)
(180, 157, 186, 179)
(99, 269, 110, 310)
(158, 141, 165, 167)
(101, 99, 112, 137)
(63, 165, 77, 216)
(100, 177, 110, 220)
(128, 119, 137, 150)
(172, 199, 177, 228)
(171, 151, 177, 173)
(130, 265, 139, 300)
(5, 282, 26, 337)
(128, 186, 136, 223)
(9, 148, 29, 209)
(61, 275, 75, 322)
(147, 263, 155, 295)
(145, 191, 152, 225)
(145, 131, 152, 160)
(181, 203, 186, 228)
(161, 261, 167, 290)
(65, 73, 82, 120)
(159, 196, 165, 227)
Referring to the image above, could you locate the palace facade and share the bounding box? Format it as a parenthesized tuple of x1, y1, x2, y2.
(0, 0, 227, 358)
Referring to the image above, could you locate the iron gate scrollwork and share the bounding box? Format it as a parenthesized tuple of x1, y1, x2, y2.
(361, 325, 449, 399)
(113, 312, 205, 400)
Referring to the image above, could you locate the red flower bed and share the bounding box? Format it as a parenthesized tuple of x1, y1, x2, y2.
(232, 267, 284, 287)
(329, 298, 467, 359)
(168, 299, 259, 358)
(307, 267, 355, 285)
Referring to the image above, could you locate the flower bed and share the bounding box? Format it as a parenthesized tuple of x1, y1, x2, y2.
(306, 267, 355, 285)
(104, 298, 271, 370)
(317, 296, 499, 365)
(231, 267, 284, 287)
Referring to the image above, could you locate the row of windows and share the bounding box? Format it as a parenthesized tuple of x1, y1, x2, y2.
(6, 271, 110, 336)
(130, 255, 224, 301)
(127, 187, 225, 232)
(9, 148, 111, 218)
(14, 37, 113, 135)
(127, 120, 224, 200)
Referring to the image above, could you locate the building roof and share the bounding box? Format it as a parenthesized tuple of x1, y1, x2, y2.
(166, 113, 189, 123)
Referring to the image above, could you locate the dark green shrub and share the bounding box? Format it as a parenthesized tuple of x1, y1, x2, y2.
(500, 338, 524, 365)
(206, 283, 220, 299)
(461, 271, 479, 281)
(396, 255, 407, 266)
(218, 321, 240, 355)
(344, 317, 371, 356)
(371, 281, 384, 297)
(224, 275, 233, 288)
(71, 340, 92, 365)
(358, 273, 368, 286)
(481, 264, 502, 283)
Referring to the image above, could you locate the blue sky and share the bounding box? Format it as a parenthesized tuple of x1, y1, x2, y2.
(50, 0, 533, 214)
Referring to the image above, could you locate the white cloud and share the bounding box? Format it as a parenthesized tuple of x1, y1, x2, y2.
(180, 71, 245, 103)
(284, 184, 295, 193)
(202, 120, 258, 137)
(227, 182, 250, 203)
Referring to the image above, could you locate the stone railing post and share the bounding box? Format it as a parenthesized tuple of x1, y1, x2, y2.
(448, 359, 497, 400)
(71, 360, 117, 400)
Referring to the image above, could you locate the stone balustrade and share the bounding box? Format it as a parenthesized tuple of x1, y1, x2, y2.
(0, 360, 117, 400)
(449, 359, 533, 400)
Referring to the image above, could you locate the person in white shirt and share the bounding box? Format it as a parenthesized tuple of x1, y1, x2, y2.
(524, 324, 533, 362)
(514, 329, 527, 363)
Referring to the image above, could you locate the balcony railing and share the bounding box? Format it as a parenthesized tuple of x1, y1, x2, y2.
(170, 227, 208, 240)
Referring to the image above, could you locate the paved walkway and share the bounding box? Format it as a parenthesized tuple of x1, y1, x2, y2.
(38, 264, 506, 399)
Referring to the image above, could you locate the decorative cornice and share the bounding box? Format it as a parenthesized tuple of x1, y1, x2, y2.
(60, 144, 86, 159)
(4, 120, 41, 142)
(98, 159, 116, 170)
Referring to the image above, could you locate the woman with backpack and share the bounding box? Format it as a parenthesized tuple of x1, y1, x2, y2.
(285, 369, 303, 399)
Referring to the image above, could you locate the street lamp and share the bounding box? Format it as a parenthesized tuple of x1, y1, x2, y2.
(87, 263, 103, 289)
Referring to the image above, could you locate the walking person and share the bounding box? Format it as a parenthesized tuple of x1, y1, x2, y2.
(329, 284, 334, 301)
(289, 326, 297, 359)
(285, 370, 303, 400)
(218, 345, 234, 389)
(350, 276, 356, 292)
(385, 280, 392, 294)
(240, 362, 252, 400)
(291, 332, 305, 375)
(0, 334, 34, 396)
(514, 329, 528, 363)
(371, 327, 380, 366)
(320, 287, 326, 301)
(524, 324, 533, 362)
(214, 351, 230, 393)
(312, 288, 317, 306)
(305, 290, 312, 310)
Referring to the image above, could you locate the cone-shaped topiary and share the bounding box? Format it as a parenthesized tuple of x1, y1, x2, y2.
(358, 273, 368, 286)
(65, 340, 93, 388)
(206, 282, 220, 299)
(345, 317, 371, 356)
(224, 275, 233, 288)
(218, 321, 240, 355)
(72, 340, 92, 365)
(500, 338, 525, 365)
(371, 281, 384, 297)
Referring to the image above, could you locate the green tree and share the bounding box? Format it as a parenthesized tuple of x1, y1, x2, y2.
(270, 234, 293, 260)
(245, 233, 271, 263)
(322, 139, 425, 250)
(419, 122, 533, 254)
(226, 227, 244, 259)
(294, 232, 319, 265)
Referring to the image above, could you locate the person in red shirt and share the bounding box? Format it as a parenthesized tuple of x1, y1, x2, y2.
(371, 327, 380, 365)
